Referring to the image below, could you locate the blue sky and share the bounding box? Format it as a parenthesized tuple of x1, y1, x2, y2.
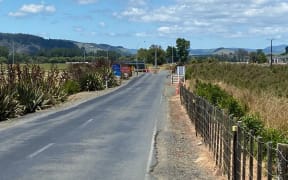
(0, 0, 288, 49)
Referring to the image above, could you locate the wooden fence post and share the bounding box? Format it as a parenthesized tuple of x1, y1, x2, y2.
(277, 143, 288, 180)
(242, 131, 248, 180)
(257, 137, 263, 180)
(249, 130, 254, 180)
(232, 124, 241, 180)
(267, 142, 273, 180)
(236, 121, 242, 179)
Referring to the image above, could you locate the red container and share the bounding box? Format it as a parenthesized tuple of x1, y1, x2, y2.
(120, 65, 132, 77)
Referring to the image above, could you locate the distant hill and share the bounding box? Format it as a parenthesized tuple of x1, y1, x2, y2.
(0, 33, 135, 55)
(190, 45, 287, 56)
(263, 44, 287, 54)
(0, 33, 78, 54)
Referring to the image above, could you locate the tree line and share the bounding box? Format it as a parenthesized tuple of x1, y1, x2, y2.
(0, 46, 125, 64)
(2, 36, 279, 65)
(0, 38, 191, 65)
(136, 38, 190, 65)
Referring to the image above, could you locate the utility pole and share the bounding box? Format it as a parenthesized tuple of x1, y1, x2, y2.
(83, 47, 86, 62)
(154, 45, 157, 68)
(12, 40, 15, 64)
(106, 49, 109, 65)
(270, 39, 273, 68)
(172, 46, 174, 64)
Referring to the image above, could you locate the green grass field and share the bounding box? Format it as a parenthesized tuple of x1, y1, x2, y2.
(0, 63, 68, 71)
(38, 63, 68, 71)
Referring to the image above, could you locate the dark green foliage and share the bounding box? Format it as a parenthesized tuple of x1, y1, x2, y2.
(261, 128, 287, 147)
(176, 38, 190, 63)
(63, 80, 80, 95)
(240, 114, 264, 136)
(195, 81, 246, 117)
(0, 46, 9, 57)
(79, 73, 104, 91)
(137, 45, 166, 65)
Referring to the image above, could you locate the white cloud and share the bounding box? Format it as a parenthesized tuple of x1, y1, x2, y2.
(77, 0, 98, 5)
(129, 0, 147, 6)
(99, 22, 105, 27)
(121, 7, 145, 16)
(20, 4, 45, 13)
(135, 32, 150, 37)
(73, 26, 85, 32)
(249, 26, 288, 35)
(117, 0, 288, 40)
(8, 3, 56, 17)
(8, 12, 26, 17)
(45, 6, 56, 13)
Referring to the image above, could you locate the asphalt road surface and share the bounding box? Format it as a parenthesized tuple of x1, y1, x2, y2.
(0, 72, 168, 180)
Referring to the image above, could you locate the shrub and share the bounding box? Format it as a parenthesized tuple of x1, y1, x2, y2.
(0, 86, 19, 121)
(195, 81, 246, 117)
(261, 128, 287, 148)
(223, 97, 245, 117)
(63, 80, 80, 95)
(17, 82, 45, 114)
(240, 114, 264, 136)
(79, 73, 104, 91)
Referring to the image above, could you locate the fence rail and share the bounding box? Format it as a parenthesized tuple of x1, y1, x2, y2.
(179, 86, 288, 180)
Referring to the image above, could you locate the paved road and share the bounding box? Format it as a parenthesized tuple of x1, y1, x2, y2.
(0, 72, 168, 180)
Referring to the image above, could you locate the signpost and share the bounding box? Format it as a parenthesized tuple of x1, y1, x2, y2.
(171, 66, 185, 84)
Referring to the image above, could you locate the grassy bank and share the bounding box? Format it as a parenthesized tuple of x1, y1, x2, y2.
(186, 62, 288, 97)
(186, 62, 288, 133)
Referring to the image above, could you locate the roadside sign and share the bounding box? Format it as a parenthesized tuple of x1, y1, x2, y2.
(177, 66, 185, 76)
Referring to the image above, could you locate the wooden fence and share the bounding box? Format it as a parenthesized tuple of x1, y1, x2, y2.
(180, 86, 288, 180)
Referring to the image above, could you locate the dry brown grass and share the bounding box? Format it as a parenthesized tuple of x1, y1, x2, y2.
(216, 82, 288, 131)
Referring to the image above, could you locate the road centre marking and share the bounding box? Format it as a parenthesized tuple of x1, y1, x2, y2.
(79, 118, 94, 128)
(28, 143, 54, 158)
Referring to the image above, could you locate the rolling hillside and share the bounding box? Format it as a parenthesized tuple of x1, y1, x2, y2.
(190, 45, 287, 55)
(0, 33, 135, 55)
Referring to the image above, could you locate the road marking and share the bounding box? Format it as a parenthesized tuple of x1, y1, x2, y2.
(145, 119, 157, 178)
(79, 118, 94, 128)
(28, 143, 54, 158)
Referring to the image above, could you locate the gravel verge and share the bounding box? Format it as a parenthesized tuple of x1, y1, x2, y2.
(151, 84, 226, 180)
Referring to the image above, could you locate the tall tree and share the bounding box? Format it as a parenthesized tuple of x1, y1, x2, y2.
(176, 38, 190, 63)
(137, 48, 149, 62)
(0, 46, 9, 58)
(236, 48, 249, 62)
(256, 49, 267, 63)
(142, 45, 166, 65)
(166, 46, 177, 63)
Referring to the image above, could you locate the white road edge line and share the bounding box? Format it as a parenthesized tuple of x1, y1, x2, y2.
(80, 118, 94, 128)
(145, 119, 157, 178)
(28, 143, 54, 158)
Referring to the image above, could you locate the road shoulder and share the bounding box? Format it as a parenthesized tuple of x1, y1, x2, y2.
(151, 89, 225, 180)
